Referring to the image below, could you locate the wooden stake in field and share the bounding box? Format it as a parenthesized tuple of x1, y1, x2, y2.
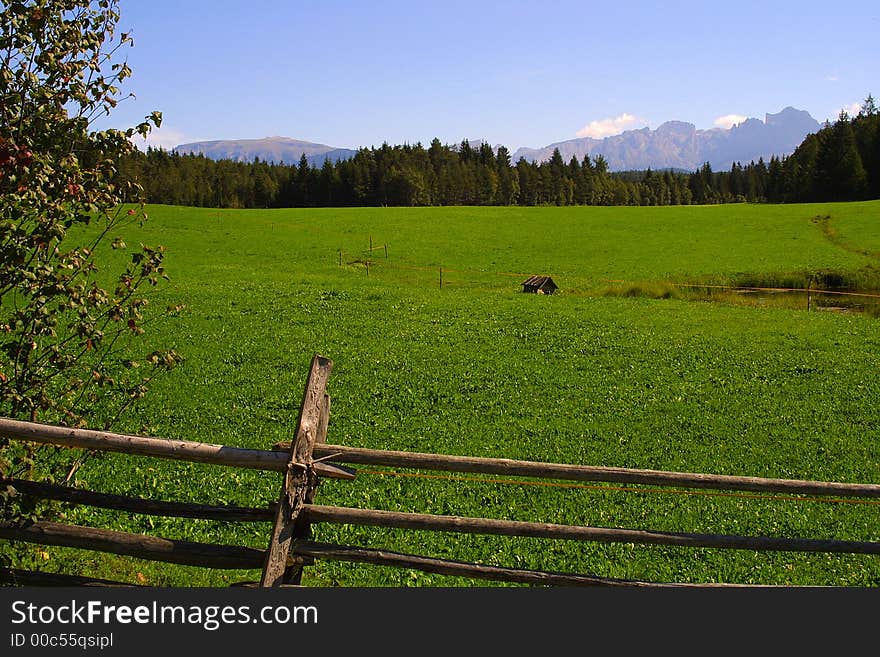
(439, 267, 443, 289)
(384, 243, 388, 259)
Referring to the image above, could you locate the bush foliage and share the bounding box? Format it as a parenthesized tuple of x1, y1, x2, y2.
(0, 0, 179, 523)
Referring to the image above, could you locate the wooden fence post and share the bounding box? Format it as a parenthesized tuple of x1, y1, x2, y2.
(260, 355, 333, 587)
(283, 394, 331, 585)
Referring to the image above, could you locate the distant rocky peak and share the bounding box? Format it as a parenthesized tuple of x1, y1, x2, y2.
(765, 106, 815, 126)
(656, 121, 695, 135)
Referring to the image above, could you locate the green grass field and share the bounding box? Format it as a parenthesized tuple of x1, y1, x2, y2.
(8, 200, 880, 587)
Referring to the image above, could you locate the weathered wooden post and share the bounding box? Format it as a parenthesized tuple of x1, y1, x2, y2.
(284, 393, 330, 585)
(260, 355, 333, 587)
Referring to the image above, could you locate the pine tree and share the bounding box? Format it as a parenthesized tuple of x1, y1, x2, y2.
(816, 113, 868, 200)
(295, 154, 312, 206)
(853, 98, 880, 198)
(495, 146, 518, 205)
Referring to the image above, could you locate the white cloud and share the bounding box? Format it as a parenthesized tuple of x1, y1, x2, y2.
(842, 102, 862, 117)
(576, 113, 646, 139)
(824, 74, 840, 82)
(130, 126, 193, 151)
(713, 114, 748, 130)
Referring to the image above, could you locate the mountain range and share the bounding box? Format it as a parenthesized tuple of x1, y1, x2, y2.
(510, 107, 820, 171)
(173, 106, 821, 173)
(173, 136, 357, 168)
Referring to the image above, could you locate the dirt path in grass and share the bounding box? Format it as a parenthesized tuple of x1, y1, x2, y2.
(813, 213, 880, 261)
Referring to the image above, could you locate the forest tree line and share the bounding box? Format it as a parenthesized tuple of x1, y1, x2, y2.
(119, 96, 879, 209)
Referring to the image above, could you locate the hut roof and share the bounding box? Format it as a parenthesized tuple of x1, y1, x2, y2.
(522, 275, 556, 288)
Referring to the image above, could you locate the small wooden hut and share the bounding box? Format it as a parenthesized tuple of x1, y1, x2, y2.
(521, 275, 558, 295)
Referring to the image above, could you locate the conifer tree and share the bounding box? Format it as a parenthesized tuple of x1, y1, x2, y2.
(816, 113, 868, 200)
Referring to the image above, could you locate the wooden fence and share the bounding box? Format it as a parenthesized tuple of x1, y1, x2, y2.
(1, 354, 879, 588)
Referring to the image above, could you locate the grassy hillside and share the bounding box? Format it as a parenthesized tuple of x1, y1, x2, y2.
(9, 200, 880, 587)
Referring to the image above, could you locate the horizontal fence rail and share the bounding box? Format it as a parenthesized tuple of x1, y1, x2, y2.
(0, 568, 140, 587)
(5, 416, 875, 497)
(4, 478, 274, 522)
(0, 520, 266, 570)
(302, 505, 880, 555)
(287, 541, 763, 588)
(0, 519, 798, 589)
(0, 417, 354, 480)
(305, 443, 880, 498)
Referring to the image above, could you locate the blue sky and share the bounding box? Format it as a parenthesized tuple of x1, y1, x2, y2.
(98, 0, 880, 152)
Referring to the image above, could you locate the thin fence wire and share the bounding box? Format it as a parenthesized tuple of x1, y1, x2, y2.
(339, 243, 880, 300)
(338, 250, 880, 299)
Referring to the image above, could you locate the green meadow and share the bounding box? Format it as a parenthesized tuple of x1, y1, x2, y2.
(13, 200, 880, 587)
